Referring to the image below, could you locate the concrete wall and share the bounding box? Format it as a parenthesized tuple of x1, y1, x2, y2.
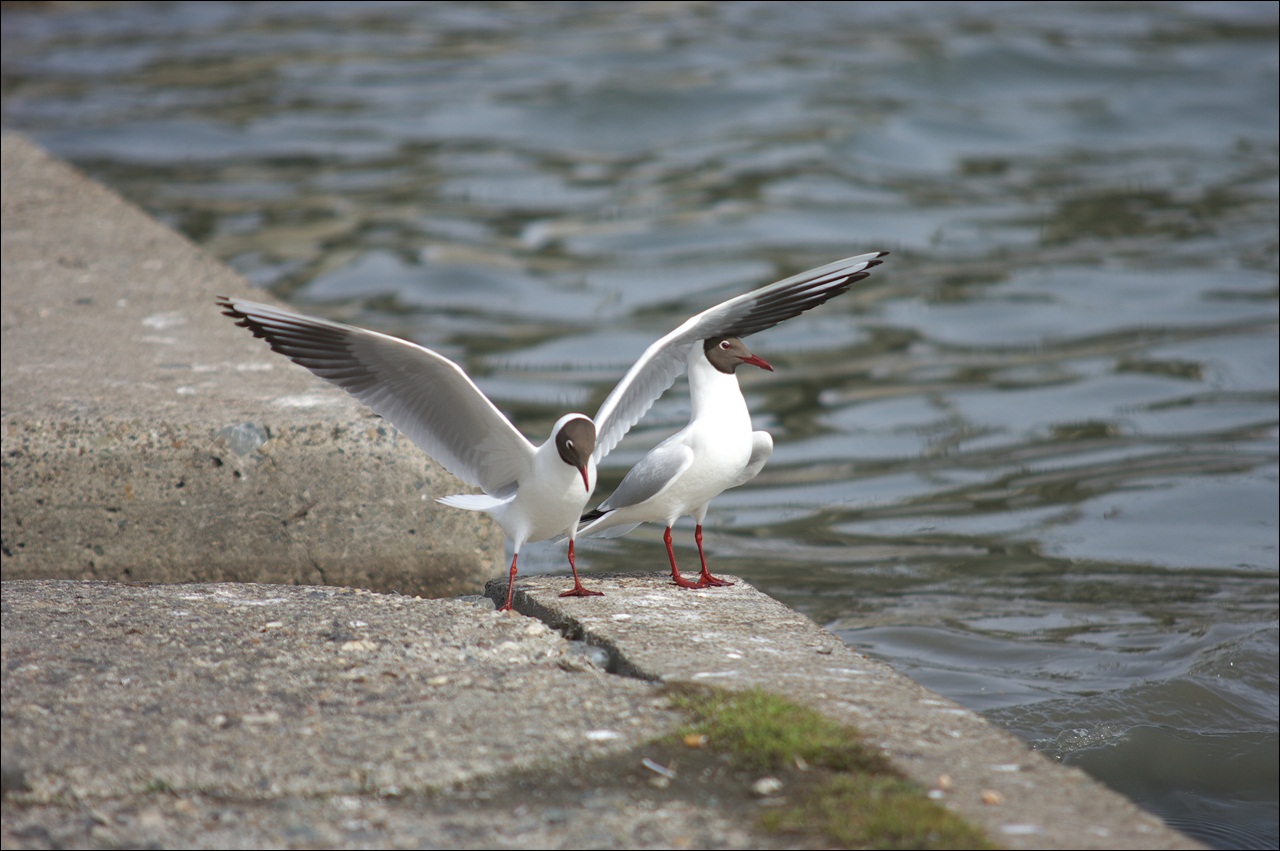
(2, 132, 503, 597)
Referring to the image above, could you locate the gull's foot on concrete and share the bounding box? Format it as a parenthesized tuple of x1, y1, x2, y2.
(697, 571, 734, 588)
(559, 583, 604, 598)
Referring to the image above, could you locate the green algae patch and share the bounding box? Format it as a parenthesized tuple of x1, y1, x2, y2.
(670, 685, 998, 850)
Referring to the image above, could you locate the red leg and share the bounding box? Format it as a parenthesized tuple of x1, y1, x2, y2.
(559, 540, 604, 598)
(666, 526, 701, 589)
(695, 524, 734, 587)
(499, 551, 519, 612)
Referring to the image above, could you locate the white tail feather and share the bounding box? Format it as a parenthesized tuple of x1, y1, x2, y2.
(437, 493, 507, 512)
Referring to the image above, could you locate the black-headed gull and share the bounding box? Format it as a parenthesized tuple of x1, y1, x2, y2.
(217, 250, 884, 609)
(577, 251, 888, 589)
(218, 297, 601, 611)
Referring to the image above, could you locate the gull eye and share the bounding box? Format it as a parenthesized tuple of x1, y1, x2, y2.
(565, 440, 574, 449)
(719, 340, 731, 350)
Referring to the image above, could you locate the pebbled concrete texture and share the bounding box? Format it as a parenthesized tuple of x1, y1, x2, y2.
(2, 577, 1205, 850)
(0, 133, 1206, 849)
(509, 574, 1208, 850)
(0, 580, 729, 850)
(1, 132, 503, 597)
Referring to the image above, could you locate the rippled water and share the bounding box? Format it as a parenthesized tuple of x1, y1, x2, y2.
(3, 2, 1276, 847)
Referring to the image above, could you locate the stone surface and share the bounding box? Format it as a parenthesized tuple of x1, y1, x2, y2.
(1, 577, 1207, 850)
(1, 132, 502, 597)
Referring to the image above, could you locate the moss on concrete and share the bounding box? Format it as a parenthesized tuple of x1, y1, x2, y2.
(670, 685, 998, 850)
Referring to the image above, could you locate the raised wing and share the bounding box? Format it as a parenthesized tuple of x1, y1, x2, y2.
(590, 251, 886, 462)
(218, 297, 536, 497)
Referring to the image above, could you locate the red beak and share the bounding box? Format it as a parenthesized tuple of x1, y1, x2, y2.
(579, 465, 591, 491)
(739, 353, 774, 372)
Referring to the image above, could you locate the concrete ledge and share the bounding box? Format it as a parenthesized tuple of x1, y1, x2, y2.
(2, 580, 707, 849)
(1, 577, 1205, 849)
(1, 132, 502, 597)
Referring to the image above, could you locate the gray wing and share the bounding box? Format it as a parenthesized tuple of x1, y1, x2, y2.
(219, 297, 535, 497)
(591, 251, 887, 463)
(597, 441, 696, 512)
(732, 432, 774, 488)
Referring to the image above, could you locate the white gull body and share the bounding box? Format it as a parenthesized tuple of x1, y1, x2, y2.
(437, 413, 596, 551)
(577, 337, 775, 587)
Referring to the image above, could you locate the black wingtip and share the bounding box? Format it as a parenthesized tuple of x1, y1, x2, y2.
(216, 295, 248, 323)
(216, 296, 289, 345)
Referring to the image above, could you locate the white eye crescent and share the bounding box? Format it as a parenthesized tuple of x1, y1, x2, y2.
(719, 340, 731, 349)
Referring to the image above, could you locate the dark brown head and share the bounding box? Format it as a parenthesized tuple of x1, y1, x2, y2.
(703, 337, 774, 374)
(555, 416, 597, 491)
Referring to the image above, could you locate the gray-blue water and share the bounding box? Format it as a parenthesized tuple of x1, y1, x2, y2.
(3, 2, 1276, 847)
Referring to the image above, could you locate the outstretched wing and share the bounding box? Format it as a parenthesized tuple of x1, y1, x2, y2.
(219, 297, 536, 497)
(591, 251, 887, 462)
